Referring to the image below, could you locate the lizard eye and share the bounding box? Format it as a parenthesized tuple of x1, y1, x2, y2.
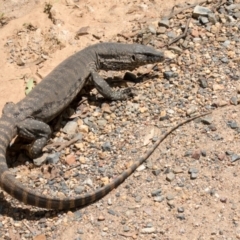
(131, 55, 136, 61)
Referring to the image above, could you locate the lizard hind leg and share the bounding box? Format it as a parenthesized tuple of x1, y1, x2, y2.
(17, 118, 51, 158)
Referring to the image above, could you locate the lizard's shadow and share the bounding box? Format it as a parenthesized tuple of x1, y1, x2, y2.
(3, 72, 158, 219)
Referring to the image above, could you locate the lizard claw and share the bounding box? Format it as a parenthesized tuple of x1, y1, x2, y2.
(120, 87, 136, 99)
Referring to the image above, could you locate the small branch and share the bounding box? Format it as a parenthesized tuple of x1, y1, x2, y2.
(166, 0, 208, 20)
(168, 18, 191, 47)
(45, 135, 80, 152)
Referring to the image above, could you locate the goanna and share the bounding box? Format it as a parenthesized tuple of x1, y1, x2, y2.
(0, 42, 165, 209)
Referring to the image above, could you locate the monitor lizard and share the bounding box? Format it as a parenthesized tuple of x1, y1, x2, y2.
(0, 42, 209, 209)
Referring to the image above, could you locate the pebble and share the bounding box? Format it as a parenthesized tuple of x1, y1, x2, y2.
(152, 169, 161, 176)
(190, 172, 198, 180)
(176, 214, 185, 220)
(227, 120, 238, 129)
(47, 152, 60, 164)
(74, 186, 84, 194)
(191, 150, 201, 160)
(140, 227, 156, 234)
(79, 124, 89, 133)
(98, 215, 105, 221)
(230, 96, 238, 105)
(201, 116, 213, 125)
(199, 78, 208, 88)
(33, 153, 48, 166)
(62, 121, 78, 135)
(151, 188, 162, 197)
(173, 167, 183, 174)
(177, 207, 184, 213)
(102, 141, 112, 151)
(157, 26, 166, 34)
(154, 196, 164, 202)
(231, 154, 240, 162)
(166, 194, 174, 200)
(193, 5, 212, 18)
(166, 172, 175, 182)
(123, 226, 130, 232)
(158, 18, 170, 28)
(137, 165, 146, 171)
(83, 178, 93, 187)
(65, 154, 76, 165)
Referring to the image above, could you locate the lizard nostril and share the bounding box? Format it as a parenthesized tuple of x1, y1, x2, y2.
(131, 55, 136, 61)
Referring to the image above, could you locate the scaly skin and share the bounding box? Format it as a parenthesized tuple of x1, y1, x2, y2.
(0, 42, 168, 209)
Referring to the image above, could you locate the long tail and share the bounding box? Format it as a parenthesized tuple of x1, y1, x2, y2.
(0, 112, 211, 209)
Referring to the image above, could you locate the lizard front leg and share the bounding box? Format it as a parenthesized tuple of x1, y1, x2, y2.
(90, 71, 134, 100)
(17, 119, 51, 158)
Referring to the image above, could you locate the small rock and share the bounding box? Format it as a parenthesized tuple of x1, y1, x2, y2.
(33, 234, 46, 240)
(176, 214, 185, 220)
(154, 196, 164, 202)
(227, 120, 238, 129)
(163, 71, 178, 80)
(164, 50, 177, 60)
(16, 57, 25, 66)
(220, 197, 227, 203)
(199, 16, 209, 24)
(33, 153, 48, 166)
(201, 150, 207, 157)
(166, 194, 174, 200)
(123, 226, 130, 232)
(173, 167, 183, 174)
(157, 26, 166, 34)
(137, 165, 146, 171)
(62, 121, 78, 135)
(166, 172, 175, 182)
(167, 200, 175, 208)
(188, 168, 199, 174)
(152, 169, 161, 176)
(190, 172, 198, 179)
(151, 188, 162, 197)
(199, 78, 208, 88)
(65, 155, 76, 165)
(79, 124, 89, 133)
(234, 12, 240, 19)
(83, 178, 93, 187)
(107, 209, 116, 215)
(178, 207, 184, 213)
(212, 84, 224, 91)
(47, 152, 60, 164)
(147, 25, 156, 34)
(201, 116, 213, 125)
(193, 5, 212, 18)
(140, 227, 156, 234)
(102, 142, 111, 152)
(158, 18, 170, 28)
(98, 215, 105, 221)
(191, 150, 201, 160)
(230, 96, 238, 105)
(217, 153, 226, 161)
(231, 154, 240, 162)
(74, 186, 84, 194)
(216, 36, 227, 42)
(208, 13, 217, 24)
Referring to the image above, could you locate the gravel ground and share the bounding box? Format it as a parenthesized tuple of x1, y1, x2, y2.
(1, 0, 240, 239)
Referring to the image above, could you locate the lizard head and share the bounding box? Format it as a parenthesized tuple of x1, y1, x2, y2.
(97, 43, 165, 71)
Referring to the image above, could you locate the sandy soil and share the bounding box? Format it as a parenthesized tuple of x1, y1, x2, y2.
(1, 0, 240, 239)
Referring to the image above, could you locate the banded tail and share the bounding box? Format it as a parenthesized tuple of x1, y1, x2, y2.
(0, 115, 160, 209)
(0, 112, 210, 209)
